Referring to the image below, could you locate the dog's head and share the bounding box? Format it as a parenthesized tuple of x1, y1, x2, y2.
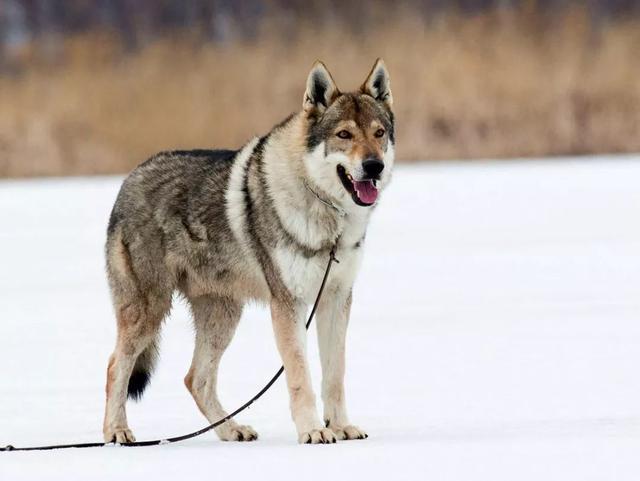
(302, 59, 394, 209)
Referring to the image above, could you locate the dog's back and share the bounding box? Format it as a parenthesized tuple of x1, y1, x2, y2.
(107, 148, 236, 241)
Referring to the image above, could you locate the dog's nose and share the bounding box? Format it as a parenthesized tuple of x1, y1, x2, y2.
(362, 158, 384, 178)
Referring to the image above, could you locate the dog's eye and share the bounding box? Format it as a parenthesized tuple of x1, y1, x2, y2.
(336, 130, 352, 140)
(374, 128, 386, 138)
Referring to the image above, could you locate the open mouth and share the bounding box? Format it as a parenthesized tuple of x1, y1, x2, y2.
(337, 165, 379, 206)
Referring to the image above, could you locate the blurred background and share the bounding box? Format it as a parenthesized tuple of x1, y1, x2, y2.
(1, 0, 640, 177)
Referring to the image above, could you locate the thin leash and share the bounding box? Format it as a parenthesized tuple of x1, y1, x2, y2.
(1, 245, 340, 452)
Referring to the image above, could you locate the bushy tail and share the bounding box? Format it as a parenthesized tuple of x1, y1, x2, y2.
(127, 338, 160, 401)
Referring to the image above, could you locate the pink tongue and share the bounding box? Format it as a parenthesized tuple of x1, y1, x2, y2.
(353, 180, 379, 204)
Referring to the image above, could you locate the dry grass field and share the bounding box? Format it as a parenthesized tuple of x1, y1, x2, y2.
(1, 7, 640, 177)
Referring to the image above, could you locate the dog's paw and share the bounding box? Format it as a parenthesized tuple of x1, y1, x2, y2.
(298, 427, 337, 444)
(332, 425, 368, 441)
(104, 427, 136, 444)
(217, 423, 258, 442)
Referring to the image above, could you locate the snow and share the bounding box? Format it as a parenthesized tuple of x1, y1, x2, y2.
(1, 157, 639, 480)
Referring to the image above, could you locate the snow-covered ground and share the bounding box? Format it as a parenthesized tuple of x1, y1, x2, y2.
(1, 157, 639, 480)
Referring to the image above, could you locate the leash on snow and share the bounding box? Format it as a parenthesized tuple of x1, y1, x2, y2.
(1, 246, 340, 452)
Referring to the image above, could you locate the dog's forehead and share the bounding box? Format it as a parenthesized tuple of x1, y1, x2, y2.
(307, 92, 394, 150)
(328, 93, 388, 129)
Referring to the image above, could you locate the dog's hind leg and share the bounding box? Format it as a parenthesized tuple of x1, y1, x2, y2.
(184, 295, 258, 442)
(103, 230, 172, 443)
(103, 296, 170, 443)
(316, 288, 367, 440)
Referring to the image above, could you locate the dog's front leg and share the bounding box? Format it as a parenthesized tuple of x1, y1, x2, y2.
(270, 297, 336, 444)
(316, 289, 368, 440)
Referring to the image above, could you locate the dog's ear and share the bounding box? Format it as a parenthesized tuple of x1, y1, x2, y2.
(361, 58, 393, 109)
(303, 61, 339, 114)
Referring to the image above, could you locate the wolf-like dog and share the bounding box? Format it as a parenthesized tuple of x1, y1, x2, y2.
(103, 59, 395, 444)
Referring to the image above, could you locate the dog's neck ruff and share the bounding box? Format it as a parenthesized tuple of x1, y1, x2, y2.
(303, 179, 346, 217)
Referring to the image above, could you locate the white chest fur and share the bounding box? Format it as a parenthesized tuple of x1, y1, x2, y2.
(274, 215, 367, 304)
